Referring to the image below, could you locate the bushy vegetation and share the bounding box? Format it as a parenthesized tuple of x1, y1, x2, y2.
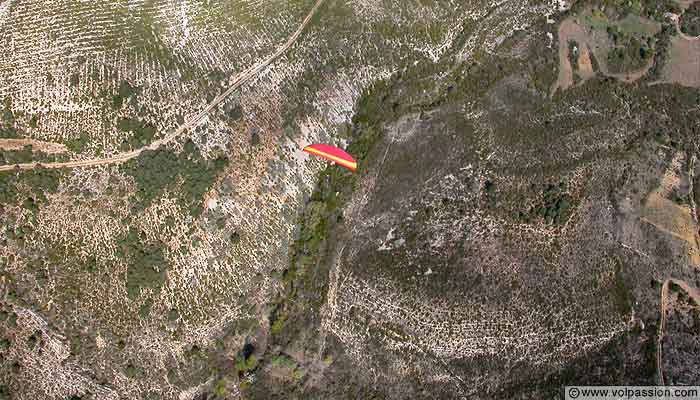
(516, 183, 576, 225)
(120, 140, 228, 217)
(607, 36, 654, 73)
(2, 96, 13, 125)
(0, 125, 18, 139)
(612, 260, 633, 315)
(267, 78, 392, 341)
(64, 131, 90, 153)
(235, 354, 258, 373)
(681, 2, 700, 37)
(0, 146, 34, 165)
(567, 41, 580, 73)
(0, 96, 18, 139)
(118, 228, 168, 299)
(0, 166, 63, 208)
(112, 80, 137, 109)
(117, 118, 156, 149)
(641, 0, 681, 21)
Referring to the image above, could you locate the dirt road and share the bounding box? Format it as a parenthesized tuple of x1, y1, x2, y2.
(0, 0, 325, 173)
(656, 278, 700, 385)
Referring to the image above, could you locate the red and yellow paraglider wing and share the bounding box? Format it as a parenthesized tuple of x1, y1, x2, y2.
(303, 144, 357, 172)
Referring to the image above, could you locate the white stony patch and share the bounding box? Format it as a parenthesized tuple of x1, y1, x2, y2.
(377, 227, 397, 251)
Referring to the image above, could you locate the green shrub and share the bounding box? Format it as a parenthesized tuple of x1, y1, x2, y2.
(112, 80, 137, 108)
(120, 141, 228, 217)
(270, 312, 287, 334)
(214, 379, 227, 397)
(2, 96, 13, 124)
(125, 363, 140, 378)
(235, 355, 258, 372)
(271, 354, 296, 369)
(606, 36, 653, 74)
(120, 228, 167, 299)
(65, 132, 90, 153)
(0, 165, 63, 207)
(681, 3, 700, 37)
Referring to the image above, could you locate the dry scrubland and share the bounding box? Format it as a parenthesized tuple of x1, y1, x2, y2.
(1, 0, 700, 399)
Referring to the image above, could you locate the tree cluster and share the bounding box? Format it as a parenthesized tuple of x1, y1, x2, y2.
(120, 139, 228, 217)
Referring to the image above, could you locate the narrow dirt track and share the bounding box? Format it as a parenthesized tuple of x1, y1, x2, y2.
(0, 0, 325, 173)
(656, 278, 700, 385)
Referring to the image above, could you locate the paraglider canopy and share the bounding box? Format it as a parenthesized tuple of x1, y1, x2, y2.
(303, 144, 357, 172)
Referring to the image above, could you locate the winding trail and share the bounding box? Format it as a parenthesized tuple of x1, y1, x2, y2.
(656, 278, 700, 385)
(0, 0, 325, 173)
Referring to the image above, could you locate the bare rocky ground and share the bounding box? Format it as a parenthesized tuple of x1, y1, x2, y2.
(1, 0, 700, 399)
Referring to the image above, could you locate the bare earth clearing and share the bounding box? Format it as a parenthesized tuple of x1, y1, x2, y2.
(641, 192, 700, 266)
(661, 32, 700, 87)
(0, 138, 67, 154)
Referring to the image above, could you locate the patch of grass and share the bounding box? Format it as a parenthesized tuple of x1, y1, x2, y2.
(580, 10, 659, 75)
(270, 354, 296, 369)
(0, 125, 19, 139)
(235, 355, 258, 373)
(617, 14, 660, 36)
(583, 10, 611, 30)
(269, 311, 287, 334)
(125, 363, 142, 379)
(0, 146, 60, 166)
(214, 378, 227, 397)
(0, 145, 34, 165)
(291, 367, 306, 382)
